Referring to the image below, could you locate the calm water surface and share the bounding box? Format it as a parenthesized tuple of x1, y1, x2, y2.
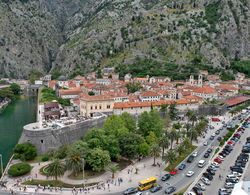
(0, 96, 36, 166)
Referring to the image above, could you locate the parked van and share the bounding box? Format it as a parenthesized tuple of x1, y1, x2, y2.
(198, 160, 206, 168)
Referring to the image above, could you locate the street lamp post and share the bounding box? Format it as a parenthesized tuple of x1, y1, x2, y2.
(0, 154, 3, 180)
(82, 158, 85, 181)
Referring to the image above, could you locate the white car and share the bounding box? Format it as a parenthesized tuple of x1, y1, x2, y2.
(225, 182, 235, 189)
(186, 171, 194, 177)
(200, 177, 211, 185)
(203, 141, 208, 146)
(192, 151, 198, 157)
(211, 162, 220, 167)
(218, 155, 225, 160)
(232, 172, 242, 177)
(135, 192, 142, 195)
(196, 183, 206, 191)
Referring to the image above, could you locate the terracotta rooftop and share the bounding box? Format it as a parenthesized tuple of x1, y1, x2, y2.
(48, 80, 57, 88)
(140, 91, 160, 97)
(113, 98, 198, 109)
(59, 88, 82, 95)
(113, 100, 174, 109)
(81, 94, 113, 101)
(224, 96, 250, 107)
(216, 84, 238, 91)
(193, 86, 217, 94)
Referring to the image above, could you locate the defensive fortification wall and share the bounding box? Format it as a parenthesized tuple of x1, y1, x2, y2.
(20, 116, 106, 154)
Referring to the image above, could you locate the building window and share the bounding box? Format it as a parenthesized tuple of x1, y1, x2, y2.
(107, 105, 110, 109)
(90, 106, 93, 110)
(99, 105, 102, 109)
(95, 106, 97, 109)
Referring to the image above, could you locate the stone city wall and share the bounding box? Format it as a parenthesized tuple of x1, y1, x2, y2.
(20, 116, 106, 154)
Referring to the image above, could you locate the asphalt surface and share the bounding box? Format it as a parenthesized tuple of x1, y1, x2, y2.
(110, 115, 243, 195)
(1, 115, 244, 195)
(202, 117, 250, 195)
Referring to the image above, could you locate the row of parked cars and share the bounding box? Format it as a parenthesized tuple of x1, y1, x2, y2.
(218, 117, 250, 195)
(188, 114, 249, 195)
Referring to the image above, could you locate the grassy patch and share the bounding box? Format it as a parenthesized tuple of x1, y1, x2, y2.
(22, 179, 98, 188)
(39, 165, 49, 176)
(68, 170, 105, 180)
(165, 145, 197, 171)
(239, 90, 250, 95)
(39, 87, 70, 106)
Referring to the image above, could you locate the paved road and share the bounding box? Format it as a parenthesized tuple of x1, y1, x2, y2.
(203, 117, 250, 195)
(1, 115, 243, 195)
(136, 116, 243, 195)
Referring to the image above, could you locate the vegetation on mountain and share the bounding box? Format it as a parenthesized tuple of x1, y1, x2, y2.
(0, 0, 249, 78)
(0, 83, 21, 101)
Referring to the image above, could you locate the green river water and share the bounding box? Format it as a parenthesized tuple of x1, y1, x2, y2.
(0, 96, 36, 166)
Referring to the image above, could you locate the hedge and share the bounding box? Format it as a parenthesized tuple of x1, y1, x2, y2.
(8, 163, 32, 177)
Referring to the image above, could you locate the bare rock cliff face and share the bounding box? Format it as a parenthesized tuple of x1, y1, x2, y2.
(0, 0, 249, 78)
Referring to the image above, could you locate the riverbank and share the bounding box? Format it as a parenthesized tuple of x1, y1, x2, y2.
(0, 96, 37, 166)
(0, 99, 10, 113)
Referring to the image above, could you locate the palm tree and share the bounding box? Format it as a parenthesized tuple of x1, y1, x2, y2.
(46, 159, 65, 180)
(186, 110, 197, 126)
(164, 150, 176, 165)
(187, 128, 198, 143)
(66, 150, 84, 176)
(175, 129, 182, 144)
(183, 137, 192, 149)
(168, 129, 177, 149)
(108, 164, 119, 178)
(159, 135, 169, 158)
(150, 144, 161, 166)
(176, 144, 185, 156)
(169, 104, 178, 120)
(160, 104, 168, 117)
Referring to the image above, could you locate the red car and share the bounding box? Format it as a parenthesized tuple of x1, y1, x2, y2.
(234, 133, 241, 138)
(169, 169, 178, 175)
(227, 140, 235, 146)
(212, 118, 221, 122)
(214, 157, 223, 164)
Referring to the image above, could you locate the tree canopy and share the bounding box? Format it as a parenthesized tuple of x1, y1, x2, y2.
(13, 143, 37, 161)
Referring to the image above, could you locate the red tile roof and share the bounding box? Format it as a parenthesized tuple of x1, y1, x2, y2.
(113, 100, 174, 109)
(217, 84, 238, 91)
(193, 86, 216, 94)
(113, 98, 198, 109)
(140, 91, 160, 97)
(224, 96, 250, 107)
(48, 80, 57, 88)
(80, 94, 113, 101)
(59, 88, 81, 96)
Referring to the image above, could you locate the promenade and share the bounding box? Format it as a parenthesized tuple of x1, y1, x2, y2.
(1, 113, 234, 195)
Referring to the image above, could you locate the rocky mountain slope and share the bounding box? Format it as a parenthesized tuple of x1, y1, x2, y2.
(0, 0, 249, 78)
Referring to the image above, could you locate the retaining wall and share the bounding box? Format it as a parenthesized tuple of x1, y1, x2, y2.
(19, 116, 106, 154)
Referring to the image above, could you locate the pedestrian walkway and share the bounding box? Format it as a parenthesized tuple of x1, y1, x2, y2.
(2, 157, 167, 195)
(1, 113, 235, 195)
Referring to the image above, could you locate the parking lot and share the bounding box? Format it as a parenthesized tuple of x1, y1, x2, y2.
(186, 113, 250, 195)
